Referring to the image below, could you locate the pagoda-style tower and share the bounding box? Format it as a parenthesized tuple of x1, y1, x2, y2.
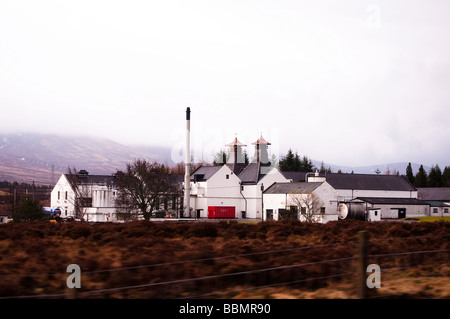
(225, 137, 247, 174)
(251, 135, 271, 165)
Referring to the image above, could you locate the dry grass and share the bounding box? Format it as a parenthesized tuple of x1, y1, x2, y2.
(0, 219, 448, 299)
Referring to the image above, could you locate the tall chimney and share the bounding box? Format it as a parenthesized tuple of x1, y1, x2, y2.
(184, 107, 191, 218)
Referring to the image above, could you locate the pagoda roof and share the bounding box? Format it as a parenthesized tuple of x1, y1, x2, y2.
(251, 135, 271, 145)
(225, 137, 247, 147)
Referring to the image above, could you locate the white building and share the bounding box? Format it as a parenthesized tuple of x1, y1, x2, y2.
(263, 181, 338, 222)
(265, 172, 430, 222)
(417, 187, 450, 216)
(51, 170, 119, 222)
(189, 136, 289, 219)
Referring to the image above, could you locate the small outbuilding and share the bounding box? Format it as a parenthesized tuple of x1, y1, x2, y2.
(350, 197, 430, 220)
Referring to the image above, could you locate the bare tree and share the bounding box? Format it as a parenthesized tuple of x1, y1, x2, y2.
(115, 159, 179, 220)
(66, 167, 92, 220)
(289, 191, 325, 223)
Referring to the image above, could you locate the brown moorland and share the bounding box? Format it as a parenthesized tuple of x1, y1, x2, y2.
(0, 219, 448, 299)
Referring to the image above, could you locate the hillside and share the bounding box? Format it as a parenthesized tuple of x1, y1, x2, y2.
(0, 133, 171, 185)
(0, 132, 430, 185)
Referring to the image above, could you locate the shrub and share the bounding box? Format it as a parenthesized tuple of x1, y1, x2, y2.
(187, 222, 218, 238)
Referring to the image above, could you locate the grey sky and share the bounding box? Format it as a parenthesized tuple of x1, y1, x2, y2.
(0, 0, 449, 167)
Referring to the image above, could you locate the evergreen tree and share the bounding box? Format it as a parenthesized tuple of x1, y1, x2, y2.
(414, 165, 428, 187)
(293, 152, 301, 171)
(406, 162, 415, 185)
(279, 149, 295, 171)
(319, 161, 326, 173)
(12, 196, 48, 222)
(427, 165, 443, 187)
(442, 166, 450, 187)
(213, 150, 229, 166)
(301, 155, 314, 172)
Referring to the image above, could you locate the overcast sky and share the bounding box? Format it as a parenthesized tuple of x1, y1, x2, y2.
(1, 0, 449, 167)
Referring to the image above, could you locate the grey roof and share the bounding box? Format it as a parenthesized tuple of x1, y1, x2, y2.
(226, 162, 247, 175)
(238, 162, 261, 184)
(65, 173, 117, 187)
(417, 188, 450, 201)
(325, 173, 416, 191)
(264, 182, 322, 194)
(281, 171, 307, 182)
(425, 201, 450, 207)
(238, 162, 275, 184)
(355, 197, 428, 205)
(190, 166, 222, 182)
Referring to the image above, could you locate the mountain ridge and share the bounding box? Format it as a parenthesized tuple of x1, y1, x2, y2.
(0, 133, 430, 185)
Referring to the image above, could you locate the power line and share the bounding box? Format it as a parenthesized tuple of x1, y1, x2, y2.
(0, 240, 357, 278)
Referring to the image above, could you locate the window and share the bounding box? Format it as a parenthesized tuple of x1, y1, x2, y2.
(65, 191, 68, 200)
(445, 208, 449, 214)
(320, 207, 326, 214)
(172, 197, 176, 210)
(58, 191, 60, 200)
(226, 174, 229, 179)
(433, 208, 438, 214)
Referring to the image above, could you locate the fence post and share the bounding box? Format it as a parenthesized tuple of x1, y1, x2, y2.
(357, 230, 368, 299)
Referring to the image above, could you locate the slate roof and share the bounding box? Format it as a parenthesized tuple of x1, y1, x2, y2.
(190, 166, 222, 182)
(226, 162, 247, 175)
(65, 172, 117, 187)
(264, 182, 322, 194)
(325, 173, 416, 191)
(238, 162, 275, 184)
(355, 197, 428, 205)
(281, 171, 307, 182)
(417, 188, 450, 201)
(425, 201, 450, 207)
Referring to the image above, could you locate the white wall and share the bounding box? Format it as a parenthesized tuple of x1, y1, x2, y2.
(363, 203, 429, 219)
(263, 182, 339, 223)
(51, 174, 118, 221)
(190, 165, 244, 218)
(51, 174, 76, 218)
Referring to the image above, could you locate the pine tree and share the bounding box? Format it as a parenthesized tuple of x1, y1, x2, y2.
(293, 152, 301, 171)
(12, 196, 48, 222)
(406, 162, 415, 185)
(279, 149, 295, 171)
(427, 165, 443, 187)
(442, 166, 450, 187)
(301, 155, 314, 172)
(414, 165, 428, 187)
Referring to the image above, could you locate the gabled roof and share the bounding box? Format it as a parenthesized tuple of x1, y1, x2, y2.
(325, 173, 416, 191)
(238, 162, 275, 184)
(190, 166, 222, 182)
(281, 171, 307, 182)
(226, 162, 247, 175)
(417, 188, 450, 201)
(264, 182, 322, 194)
(238, 162, 260, 184)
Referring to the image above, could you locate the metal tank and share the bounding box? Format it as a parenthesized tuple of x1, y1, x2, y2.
(338, 203, 366, 220)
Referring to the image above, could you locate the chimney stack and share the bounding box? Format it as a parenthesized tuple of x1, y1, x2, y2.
(184, 107, 191, 218)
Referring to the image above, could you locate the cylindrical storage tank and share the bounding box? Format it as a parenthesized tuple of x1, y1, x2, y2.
(338, 203, 366, 220)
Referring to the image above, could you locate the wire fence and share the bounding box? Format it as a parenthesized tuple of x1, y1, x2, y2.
(0, 233, 449, 299)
